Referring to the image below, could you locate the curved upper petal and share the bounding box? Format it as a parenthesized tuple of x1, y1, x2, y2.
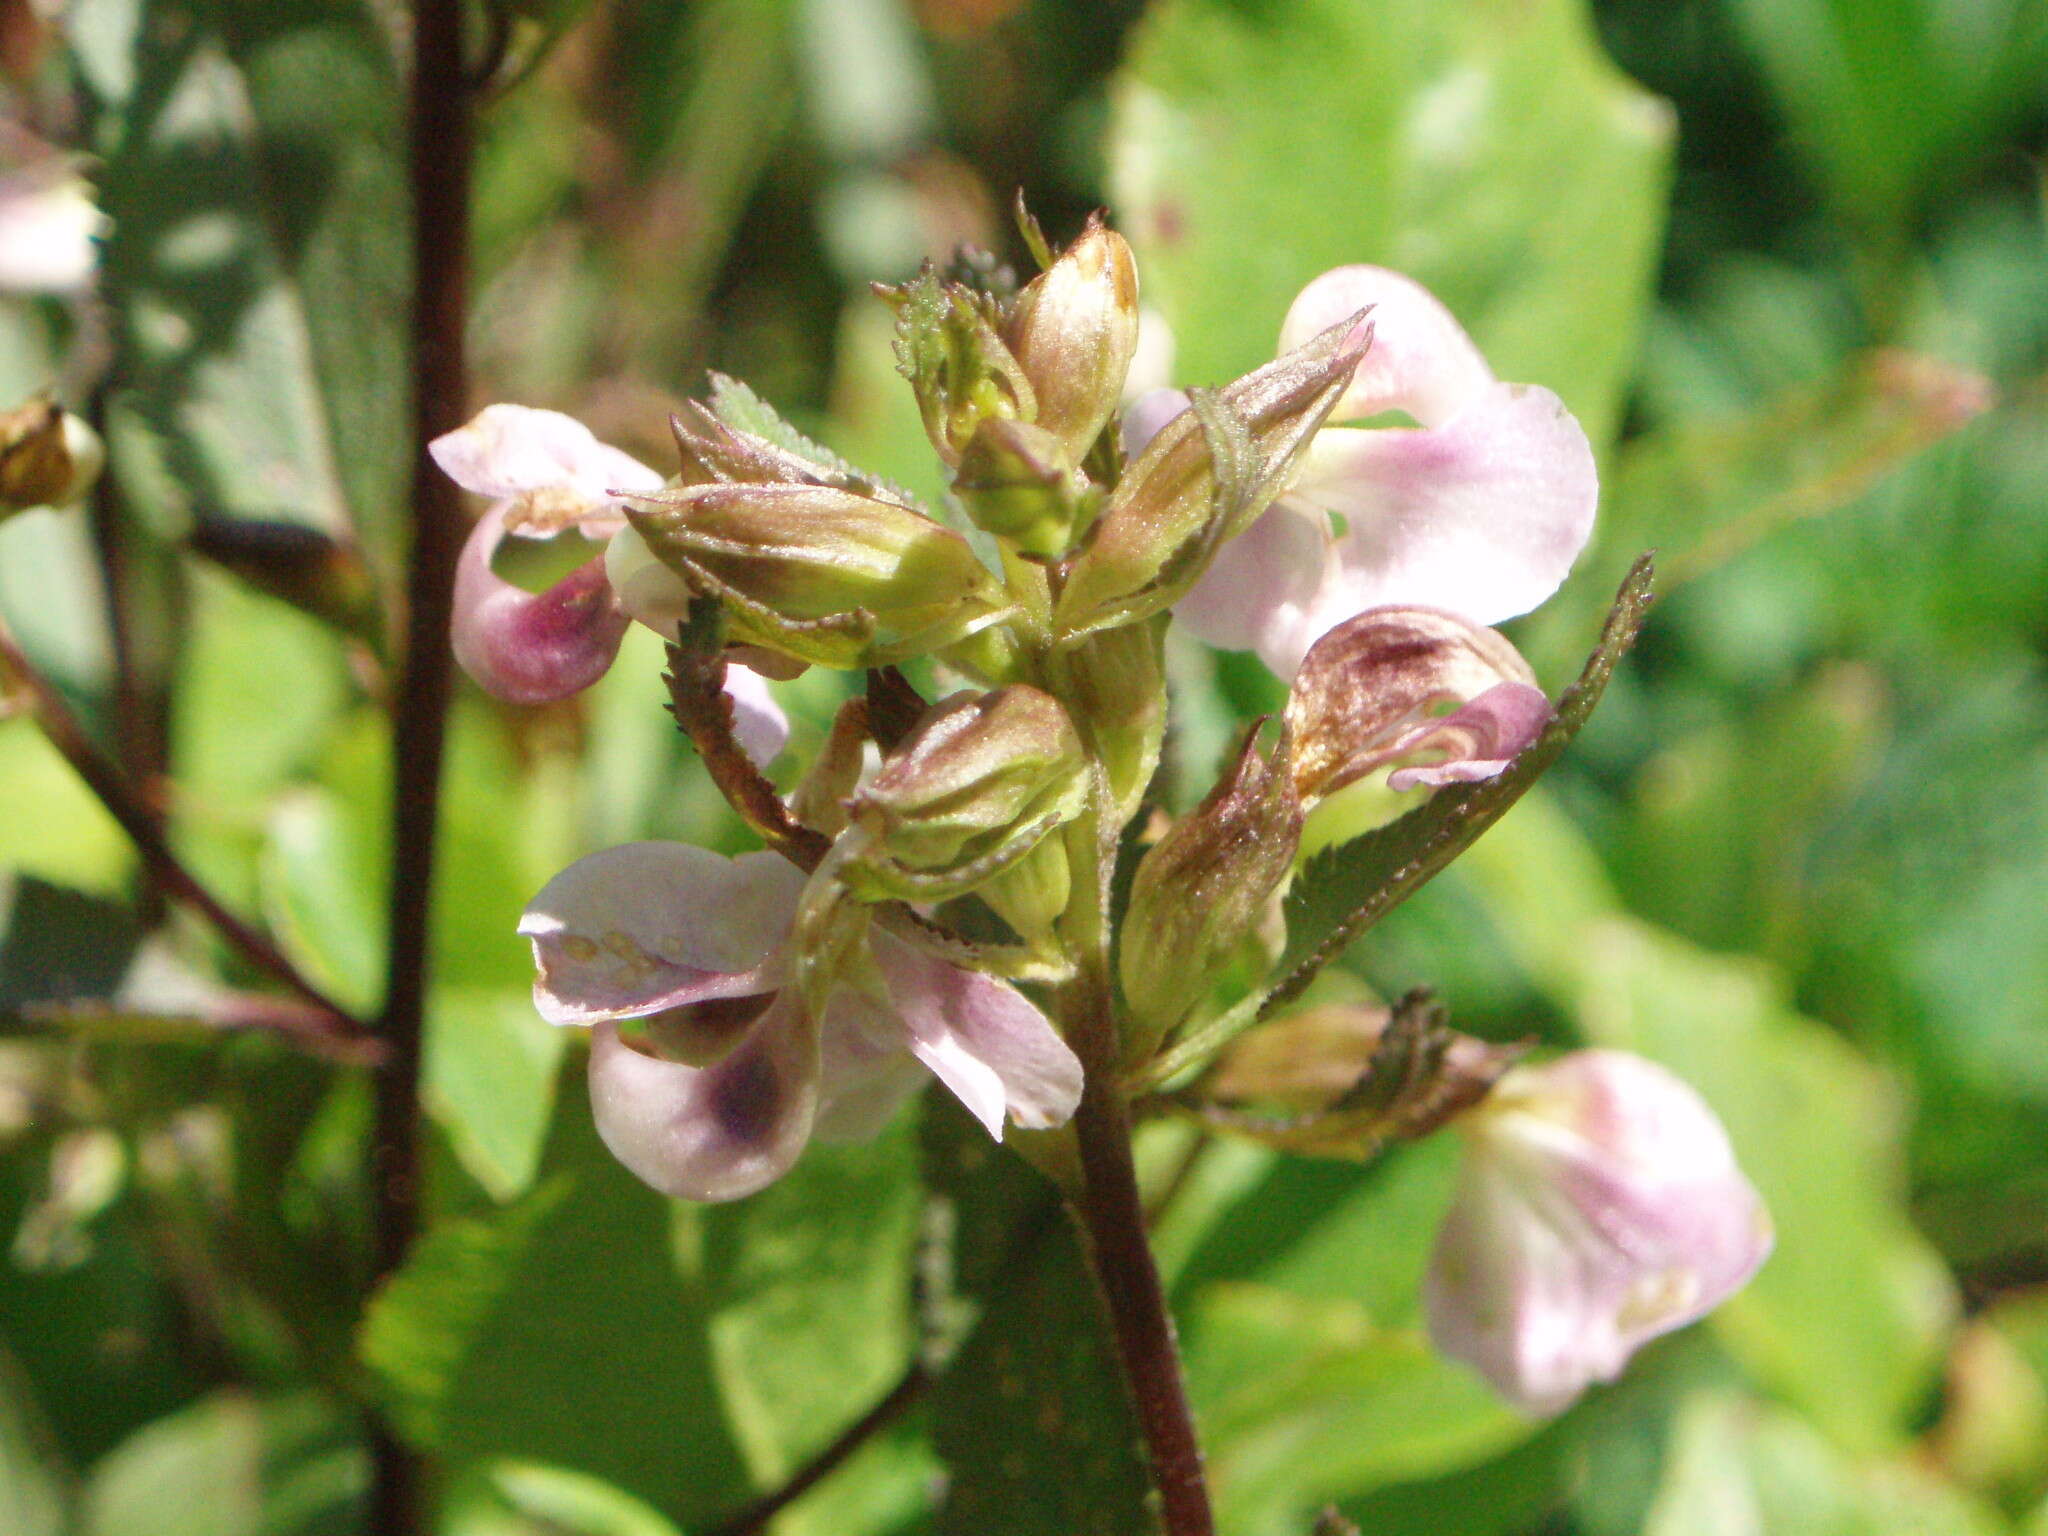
(452, 503, 631, 705)
(1174, 494, 1332, 669)
(1290, 382, 1597, 642)
(587, 1004, 820, 1201)
(1278, 266, 1494, 429)
(871, 934, 1082, 1138)
(431, 405, 662, 535)
(519, 844, 806, 1026)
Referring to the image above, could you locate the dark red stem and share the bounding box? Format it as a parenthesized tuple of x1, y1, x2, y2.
(368, 1, 473, 1528)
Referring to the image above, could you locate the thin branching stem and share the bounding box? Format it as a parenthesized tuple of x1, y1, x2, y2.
(0, 617, 374, 1048)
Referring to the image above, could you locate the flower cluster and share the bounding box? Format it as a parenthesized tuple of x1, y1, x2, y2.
(437, 215, 1768, 1414)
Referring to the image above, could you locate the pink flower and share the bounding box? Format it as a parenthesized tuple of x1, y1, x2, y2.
(1141, 267, 1598, 680)
(519, 842, 1083, 1200)
(1424, 1050, 1773, 1414)
(0, 129, 105, 295)
(434, 405, 785, 763)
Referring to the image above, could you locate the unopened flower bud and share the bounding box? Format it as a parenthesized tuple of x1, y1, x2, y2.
(1004, 216, 1140, 463)
(841, 685, 1088, 901)
(1059, 620, 1166, 822)
(1054, 310, 1372, 637)
(1425, 1049, 1773, 1414)
(876, 264, 1037, 466)
(953, 418, 1086, 556)
(623, 483, 1011, 669)
(1120, 728, 1303, 1040)
(1284, 606, 1551, 806)
(0, 397, 102, 517)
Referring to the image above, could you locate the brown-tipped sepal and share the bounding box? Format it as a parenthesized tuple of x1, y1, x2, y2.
(1119, 726, 1304, 1042)
(1053, 309, 1371, 637)
(621, 484, 1011, 669)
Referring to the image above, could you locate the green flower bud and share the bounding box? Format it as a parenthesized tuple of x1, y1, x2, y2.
(1119, 727, 1303, 1042)
(1053, 309, 1371, 639)
(1059, 618, 1166, 823)
(1003, 216, 1140, 464)
(841, 685, 1088, 901)
(1, 396, 103, 518)
(622, 484, 1012, 669)
(953, 418, 1087, 557)
(877, 264, 1037, 467)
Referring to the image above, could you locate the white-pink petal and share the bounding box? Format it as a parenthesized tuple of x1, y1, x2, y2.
(1173, 494, 1331, 668)
(587, 1006, 820, 1202)
(872, 934, 1082, 1138)
(451, 502, 630, 705)
(0, 155, 104, 295)
(430, 405, 661, 533)
(1288, 382, 1598, 640)
(1277, 265, 1494, 429)
(519, 844, 805, 1026)
(721, 662, 789, 769)
(1424, 1050, 1773, 1414)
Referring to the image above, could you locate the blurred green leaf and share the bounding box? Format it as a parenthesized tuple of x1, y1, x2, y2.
(423, 989, 567, 1205)
(80, 1391, 363, 1536)
(444, 1459, 686, 1536)
(1529, 349, 1994, 670)
(0, 1344, 69, 1536)
(1111, 0, 1672, 449)
(701, 1122, 922, 1499)
(1646, 1391, 2009, 1536)
(0, 725, 134, 896)
(923, 1099, 1154, 1536)
(1463, 794, 1959, 1454)
(259, 787, 384, 1019)
(1723, 0, 2048, 232)
(1187, 1285, 1524, 1536)
(359, 1099, 753, 1522)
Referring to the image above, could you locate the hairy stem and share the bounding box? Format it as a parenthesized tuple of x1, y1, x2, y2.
(0, 618, 373, 1046)
(1058, 802, 1215, 1536)
(369, 1, 473, 1528)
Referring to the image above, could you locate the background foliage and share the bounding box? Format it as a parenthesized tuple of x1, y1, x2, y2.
(2, 0, 2045, 1531)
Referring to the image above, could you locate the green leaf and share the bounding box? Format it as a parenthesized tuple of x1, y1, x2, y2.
(0, 1345, 69, 1536)
(1111, 0, 1673, 449)
(81, 1391, 364, 1536)
(1525, 350, 1993, 672)
(0, 724, 134, 897)
(922, 1099, 1155, 1536)
(1187, 1286, 1524, 1536)
(217, 0, 411, 553)
(1722, 0, 2048, 232)
(1461, 795, 1960, 1454)
(444, 1459, 687, 1536)
(1645, 1392, 2009, 1536)
(700, 1120, 922, 1491)
(357, 1098, 753, 1523)
(422, 989, 567, 1205)
(1264, 556, 1653, 1018)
